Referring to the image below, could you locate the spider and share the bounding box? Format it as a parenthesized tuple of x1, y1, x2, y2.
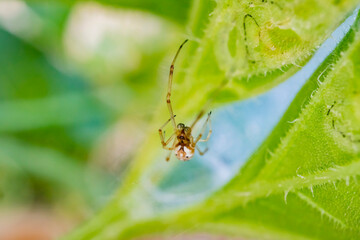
(158, 39, 212, 161)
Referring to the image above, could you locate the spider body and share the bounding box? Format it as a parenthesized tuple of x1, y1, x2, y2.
(158, 39, 213, 161)
(174, 123, 195, 161)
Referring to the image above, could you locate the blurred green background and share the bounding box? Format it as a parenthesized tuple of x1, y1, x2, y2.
(0, 1, 193, 239)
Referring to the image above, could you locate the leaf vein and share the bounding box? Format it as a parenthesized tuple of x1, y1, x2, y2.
(296, 192, 347, 229)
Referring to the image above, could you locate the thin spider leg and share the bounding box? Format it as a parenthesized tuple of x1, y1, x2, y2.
(164, 133, 175, 147)
(243, 14, 260, 61)
(165, 139, 177, 161)
(190, 109, 205, 129)
(199, 114, 212, 142)
(196, 145, 208, 156)
(160, 134, 175, 150)
(190, 79, 228, 129)
(167, 39, 188, 130)
(163, 146, 174, 151)
(162, 134, 175, 151)
(158, 115, 176, 147)
(194, 112, 212, 145)
(165, 150, 173, 161)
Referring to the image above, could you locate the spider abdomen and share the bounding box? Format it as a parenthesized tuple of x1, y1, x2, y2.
(174, 144, 195, 161)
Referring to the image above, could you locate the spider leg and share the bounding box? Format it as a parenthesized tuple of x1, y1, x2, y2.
(196, 145, 208, 156)
(167, 39, 188, 130)
(159, 133, 175, 151)
(194, 111, 212, 144)
(165, 149, 173, 161)
(165, 139, 177, 161)
(199, 113, 212, 142)
(163, 134, 175, 150)
(190, 79, 228, 129)
(190, 109, 205, 129)
(243, 14, 260, 61)
(159, 115, 176, 147)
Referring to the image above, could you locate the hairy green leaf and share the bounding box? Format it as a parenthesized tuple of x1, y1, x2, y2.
(63, 2, 360, 240)
(175, 0, 359, 116)
(64, 7, 360, 240)
(111, 11, 360, 240)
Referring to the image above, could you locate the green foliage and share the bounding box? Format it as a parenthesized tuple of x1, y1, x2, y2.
(188, 20, 360, 239)
(0, 137, 111, 207)
(63, 1, 360, 240)
(0, 27, 115, 208)
(1, 0, 360, 239)
(62, 0, 192, 25)
(175, 0, 360, 114)
(0, 0, 180, 211)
